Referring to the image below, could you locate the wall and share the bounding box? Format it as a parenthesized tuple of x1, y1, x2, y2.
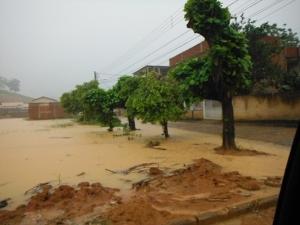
(233, 95, 300, 121)
(28, 102, 65, 120)
(169, 41, 209, 66)
(203, 95, 300, 121)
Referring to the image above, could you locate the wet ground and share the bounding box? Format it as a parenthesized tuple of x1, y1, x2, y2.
(0, 118, 291, 224)
(169, 120, 297, 146)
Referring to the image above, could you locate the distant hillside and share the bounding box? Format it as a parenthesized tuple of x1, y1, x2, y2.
(0, 90, 33, 103)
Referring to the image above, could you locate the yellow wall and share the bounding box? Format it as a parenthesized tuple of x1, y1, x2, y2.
(183, 110, 203, 120)
(233, 95, 300, 121)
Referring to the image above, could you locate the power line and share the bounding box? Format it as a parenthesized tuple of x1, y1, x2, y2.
(235, 0, 264, 15)
(102, 0, 242, 76)
(100, 7, 184, 72)
(247, 0, 286, 18)
(128, 35, 200, 74)
(103, 0, 295, 83)
(256, 0, 296, 21)
(115, 30, 191, 75)
(227, 0, 242, 8)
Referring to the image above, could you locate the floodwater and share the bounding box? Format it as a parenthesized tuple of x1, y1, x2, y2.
(0, 118, 289, 209)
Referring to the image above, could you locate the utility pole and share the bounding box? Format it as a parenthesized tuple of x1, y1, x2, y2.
(93, 71, 98, 81)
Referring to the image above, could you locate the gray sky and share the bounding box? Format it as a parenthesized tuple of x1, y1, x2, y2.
(0, 0, 299, 99)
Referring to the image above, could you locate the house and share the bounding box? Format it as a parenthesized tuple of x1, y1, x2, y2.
(133, 65, 169, 76)
(28, 96, 65, 120)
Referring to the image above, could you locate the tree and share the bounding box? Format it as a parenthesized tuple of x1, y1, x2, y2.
(6, 79, 20, 92)
(83, 88, 120, 131)
(127, 74, 185, 138)
(61, 80, 100, 121)
(113, 75, 140, 130)
(0, 76, 20, 92)
(171, 0, 252, 150)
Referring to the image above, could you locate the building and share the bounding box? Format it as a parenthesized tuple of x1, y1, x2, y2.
(169, 38, 300, 71)
(133, 65, 169, 76)
(169, 39, 300, 121)
(0, 102, 28, 118)
(28, 96, 65, 120)
(170, 41, 209, 67)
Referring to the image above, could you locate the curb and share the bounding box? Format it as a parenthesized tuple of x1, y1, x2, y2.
(168, 194, 278, 225)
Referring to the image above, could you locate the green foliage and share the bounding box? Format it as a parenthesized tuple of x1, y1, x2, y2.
(172, 0, 252, 149)
(169, 57, 211, 103)
(60, 80, 99, 121)
(233, 17, 300, 94)
(60, 80, 120, 131)
(173, 0, 252, 101)
(184, 0, 230, 44)
(113, 75, 140, 108)
(127, 74, 185, 137)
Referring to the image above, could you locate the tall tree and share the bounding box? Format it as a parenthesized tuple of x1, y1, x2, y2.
(171, 0, 252, 150)
(113, 75, 140, 130)
(127, 74, 185, 138)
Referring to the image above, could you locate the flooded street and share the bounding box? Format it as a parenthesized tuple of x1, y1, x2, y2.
(0, 118, 290, 210)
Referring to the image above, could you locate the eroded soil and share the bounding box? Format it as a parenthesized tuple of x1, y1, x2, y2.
(0, 118, 289, 225)
(0, 158, 281, 225)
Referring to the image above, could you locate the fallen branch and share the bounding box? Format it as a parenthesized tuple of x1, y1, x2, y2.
(105, 169, 118, 174)
(105, 162, 159, 175)
(124, 163, 159, 175)
(24, 182, 50, 195)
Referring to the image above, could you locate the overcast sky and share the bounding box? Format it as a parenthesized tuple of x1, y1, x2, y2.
(0, 0, 299, 99)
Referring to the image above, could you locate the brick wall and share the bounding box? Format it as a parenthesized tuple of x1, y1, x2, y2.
(169, 41, 209, 66)
(28, 102, 65, 120)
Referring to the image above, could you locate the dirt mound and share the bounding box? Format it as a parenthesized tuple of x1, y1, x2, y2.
(104, 198, 179, 225)
(27, 182, 119, 216)
(0, 205, 26, 225)
(0, 182, 119, 224)
(0, 159, 266, 225)
(133, 158, 261, 194)
(126, 158, 263, 219)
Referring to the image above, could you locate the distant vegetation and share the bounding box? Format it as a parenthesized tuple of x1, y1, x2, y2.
(0, 90, 33, 103)
(0, 76, 21, 92)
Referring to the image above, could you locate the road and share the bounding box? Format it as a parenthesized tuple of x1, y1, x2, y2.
(170, 120, 297, 146)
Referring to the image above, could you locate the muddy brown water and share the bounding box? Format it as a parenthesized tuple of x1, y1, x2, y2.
(0, 118, 289, 210)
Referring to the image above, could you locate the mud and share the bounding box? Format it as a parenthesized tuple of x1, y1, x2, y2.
(0, 158, 274, 225)
(0, 118, 289, 225)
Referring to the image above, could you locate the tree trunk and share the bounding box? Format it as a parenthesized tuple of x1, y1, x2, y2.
(108, 123, 113, 132)
(161, 121, 170, 139)
(127, 116, 136, 131)
(221, 94, 237, 150)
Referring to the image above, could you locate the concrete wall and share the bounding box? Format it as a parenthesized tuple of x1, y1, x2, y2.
(203, 95, 300, 121)
(233, 95, 300, 121)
